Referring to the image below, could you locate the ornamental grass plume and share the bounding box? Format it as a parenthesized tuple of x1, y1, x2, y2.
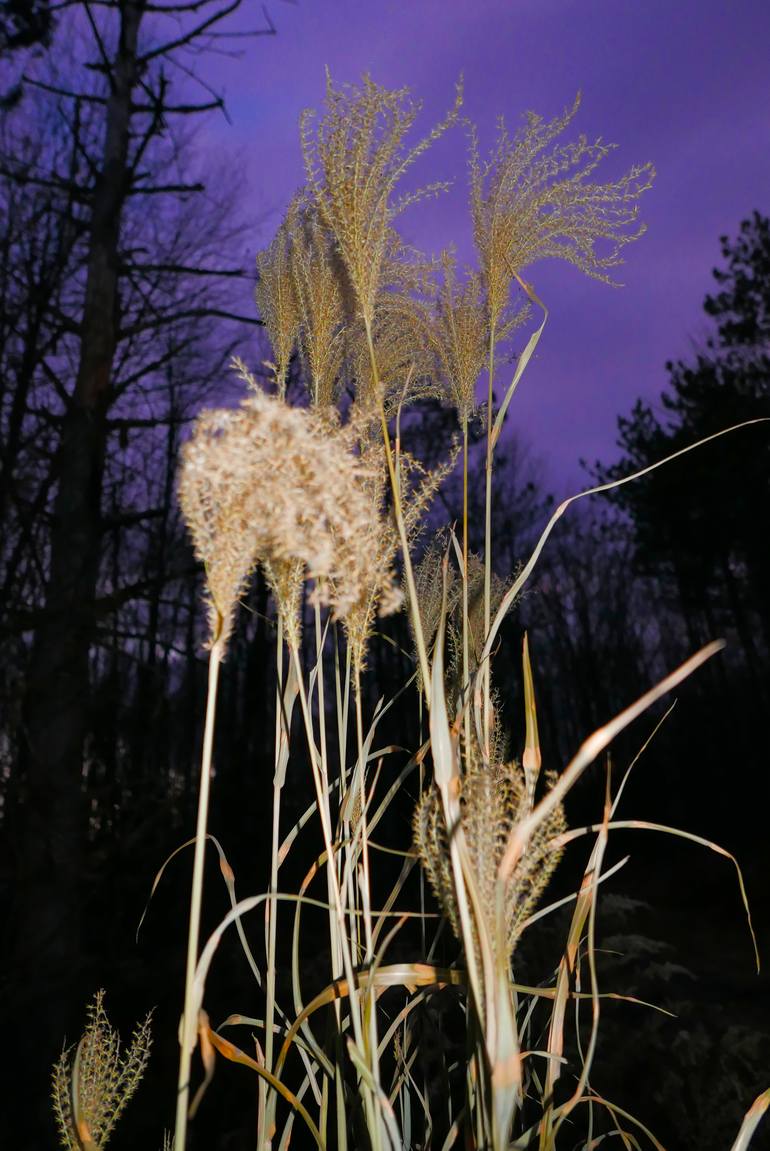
(349, 291, 440, 422)
(178, 363, 385, 653)
(334, 446, 400, 676)
(430, 250, 528, 424)
(162, 71, 760, 1151)
(430, 252, 490, 425)
(334, 436, 456, 675)
(448, 551, 509, 682)
(469, 92, 655, 329)
(301, 71, 463, 329)
(177, 404, 263, 652)
(289, 201, 347, 407)
(255, 202, 301, 396)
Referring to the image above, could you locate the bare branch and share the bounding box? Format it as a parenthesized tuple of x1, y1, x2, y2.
(0, 167, 93, 202)
(138, 0, 242, 64)
(120, 261, 248, 278)
(163, 50, 233, 123)
(127, 181, 206, 195)
(22, 77, 108, 104)
(131, 97, 223, 114)
(119, 307, 262, 339)
(107, 415, 189, 430)
(145, 0, 240, 11)
(83, 0, 114, 86)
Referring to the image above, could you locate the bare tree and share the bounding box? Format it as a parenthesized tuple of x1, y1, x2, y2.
(0, 2, 274, 1139)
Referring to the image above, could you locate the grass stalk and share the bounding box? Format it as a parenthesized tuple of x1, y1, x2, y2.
(364, 319, 431, 701)
(482, 322, 497, 757)
(352, 672, 384, 1122)
(174, 638, 224, 1151)
(287, 642, 368, 1050)
(462, 416, 471, 750)
(261, 615, 285, 1149)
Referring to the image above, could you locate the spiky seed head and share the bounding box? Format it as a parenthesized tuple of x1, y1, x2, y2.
(469, 93, 655, 330)
(414, 746, 565, 969)
(52, 990, 152, 1151)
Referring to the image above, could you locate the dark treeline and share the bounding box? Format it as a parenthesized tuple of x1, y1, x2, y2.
(1, 4, 769, 1146)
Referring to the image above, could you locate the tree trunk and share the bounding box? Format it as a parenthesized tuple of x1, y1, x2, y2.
(11, 2, 146, 1137)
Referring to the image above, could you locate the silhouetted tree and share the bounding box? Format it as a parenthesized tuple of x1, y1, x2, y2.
(0, 3, 275, 1142)
(592, 212, 770, 834)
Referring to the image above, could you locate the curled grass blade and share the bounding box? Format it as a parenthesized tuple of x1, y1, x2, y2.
(729, 1089, 770, 1151)
(480, 418, 769, 668)
(556, 819, 759, 971)
(499, 641, 725, 885)
(202, 1021, 325, 1150)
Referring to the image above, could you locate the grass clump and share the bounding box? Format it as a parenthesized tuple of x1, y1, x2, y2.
(72, 70, 767, 1151)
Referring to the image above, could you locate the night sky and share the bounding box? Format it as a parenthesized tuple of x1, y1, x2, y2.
(196, 0, 770, 491)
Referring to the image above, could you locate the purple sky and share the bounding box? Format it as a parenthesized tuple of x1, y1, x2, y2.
(199, 0, 770, 493)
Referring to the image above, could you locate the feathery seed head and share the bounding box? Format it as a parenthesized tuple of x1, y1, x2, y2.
(350, 293, 439, 420)
(290, 201, 347, 407)
(179, 363, 387, 652)
(469, 93, 655, 329)
(256, 201, 301, 395)
(301, 72, 463, 328)
(263, 557, 305, 652)
(334, 440, 400, 675)
(178, 404, 263, 652)
(431, 251, 490, 424)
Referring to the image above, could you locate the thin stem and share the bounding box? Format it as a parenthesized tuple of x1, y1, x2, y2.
(353, 668, 385, 1151)
(363, 320, 431, 700)
(289, 640, 382, 1148)
(462, 416, 471, 751)
(483, 322, 497, 756)
(353, 673, 375, 963)
(175, 638, 223, 1151)
(288, 643, 362, 1046)
(261, 615, 284, 1149)
(313, 599, 339, 1150)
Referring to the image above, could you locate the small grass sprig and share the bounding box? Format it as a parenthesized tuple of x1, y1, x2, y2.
(52, 990, 152, 1151)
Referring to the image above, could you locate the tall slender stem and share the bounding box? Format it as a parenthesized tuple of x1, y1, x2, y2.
(289, 641, 383, 1149)
(175, 639, 223, 1151)
(483, 323, 497, 756)
(260, 615, 284, 1149)
(462, 416, 471, 751)
(288, 645, 361, 1041)
(353, 666, 384, 1151)
(364, 320, 432, 700)
(353, 673, 374, 962)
